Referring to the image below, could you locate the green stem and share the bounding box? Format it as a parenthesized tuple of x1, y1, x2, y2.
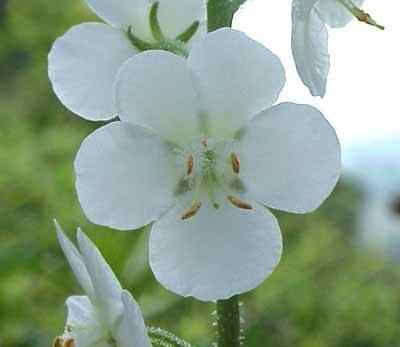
(207, 0, 247, 32)
(207, 2, 247, 346)
(217, 295, 241, 347)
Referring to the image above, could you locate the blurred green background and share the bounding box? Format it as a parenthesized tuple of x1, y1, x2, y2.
(1, 1, 400, 346)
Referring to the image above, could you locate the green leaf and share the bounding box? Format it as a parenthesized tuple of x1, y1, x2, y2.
(148, 327, 196, 347)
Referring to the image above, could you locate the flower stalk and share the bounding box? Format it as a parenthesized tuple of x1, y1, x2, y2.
(206, 2, 250, 346)
(207, 0, 247, 32)
(217, 295, 241, 347)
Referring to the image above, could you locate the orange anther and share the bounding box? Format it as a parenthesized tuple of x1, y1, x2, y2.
(181, 202, 202, 220)
(230, 152, 240, 174)
(64, 338, 76, 347)
(187, 154, 194, 175)
(52, 337, 64, 347)
(227, 196, 253, 210)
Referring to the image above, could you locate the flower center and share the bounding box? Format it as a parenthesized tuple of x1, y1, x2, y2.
(176, 138, 252, 220)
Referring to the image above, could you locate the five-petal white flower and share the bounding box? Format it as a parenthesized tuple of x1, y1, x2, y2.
(74, 28, 341, 301)
(54, 221, 150, 347)
(48, 0, 206, 121)
(291, 0, 365, 97)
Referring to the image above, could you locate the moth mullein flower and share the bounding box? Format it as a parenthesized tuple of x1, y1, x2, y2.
(74, 28, 341, 301)
(54, 221, 150, 347)
(48, 0, 206, 121)
(292, 0, 383, 97)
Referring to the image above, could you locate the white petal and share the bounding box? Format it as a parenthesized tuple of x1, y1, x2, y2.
(115, 51, 200, 145)
(48, 23, 136, 121)
(157, 0, 206, 39)
(315, 0, 365, 28)
(85, 0, 149, 32)
(115, 291, 151, 347)
(65, 296, 106, 347)
(149, 201, 282, 301)
(66, 295, 97, 328)
(187, 28, 285, 140)
(238, 102, 341, 214)
(292, 0, 330, 97)
(75, 122, 177, 230)
(76, 230, 123, 327)
(55, 221, 95, 299)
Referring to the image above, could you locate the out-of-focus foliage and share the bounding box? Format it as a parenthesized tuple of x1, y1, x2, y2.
(0, 1, 399, 347)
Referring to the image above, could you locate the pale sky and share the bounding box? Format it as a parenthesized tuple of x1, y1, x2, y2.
(234, 0, 399, 149)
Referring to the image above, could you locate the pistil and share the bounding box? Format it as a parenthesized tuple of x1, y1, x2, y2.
(205, 172, 221, 209)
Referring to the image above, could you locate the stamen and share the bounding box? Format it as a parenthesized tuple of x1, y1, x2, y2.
(230, 152, 240, 174)
(181, 202, 202, 220)
(338, 0, 384, 30)
(53, 337, 64, 347)
(227, 195, 253, 210)
(355, 10, 385, 30)
(64, 339, 76, 347)
(186, 154, 194, 175)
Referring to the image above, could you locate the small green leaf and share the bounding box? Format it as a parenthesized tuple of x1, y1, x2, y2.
(127, 26, 153, 51)
(148, 327, 196, 347)
(149, 2, 165, 41)
(176, 21, 200, 43)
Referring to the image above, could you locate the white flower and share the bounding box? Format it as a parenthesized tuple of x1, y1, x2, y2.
(291, 0, 383, 97)
(48, 0, 206, 121)
(54, 221, 150, 347)
(74, 28, 341, 301)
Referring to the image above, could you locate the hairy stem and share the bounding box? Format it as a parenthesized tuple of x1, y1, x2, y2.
(217, 295, 241, 347)
(207, 2, 246, 346)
